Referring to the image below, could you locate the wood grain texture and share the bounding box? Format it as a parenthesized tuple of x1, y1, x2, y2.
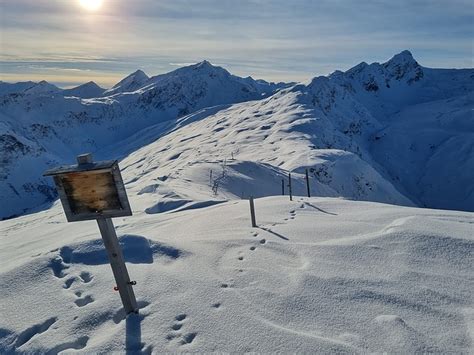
(61, 170, 122, 214)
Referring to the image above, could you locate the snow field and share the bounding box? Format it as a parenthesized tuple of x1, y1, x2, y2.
(0, 196, 472, 353)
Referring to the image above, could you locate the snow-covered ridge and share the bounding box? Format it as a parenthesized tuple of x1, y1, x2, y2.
(0, 51, 473, 219)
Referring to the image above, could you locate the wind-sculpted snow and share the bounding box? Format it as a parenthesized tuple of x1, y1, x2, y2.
(0, 196, 472, 352)
(0, 51, 473, 219)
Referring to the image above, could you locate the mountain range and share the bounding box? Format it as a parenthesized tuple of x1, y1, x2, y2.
(0, 51, 472, 219)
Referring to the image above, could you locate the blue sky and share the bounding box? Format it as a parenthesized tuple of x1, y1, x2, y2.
(1, 0, 472, 87)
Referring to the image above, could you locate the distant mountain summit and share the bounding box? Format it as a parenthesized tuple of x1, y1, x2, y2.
(62, 81, 105, 99)
(341, 49, 423, 91)
(103, 61, 291, 100)
(23, 81, 60, 95)
(0, 81, 37, 96)
(103, 69, 150, 96)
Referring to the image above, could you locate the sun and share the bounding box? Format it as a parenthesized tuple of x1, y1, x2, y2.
(79, 0, 103, 11)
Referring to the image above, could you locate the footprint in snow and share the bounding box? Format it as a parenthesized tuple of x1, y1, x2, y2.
(74, 295, 94, 307)
(79, 271, 93, 283)
(166, 314, 197, 346)
(63, 277, 76, 289)
(180, 333, 197, 345)
(175, 314, 186, 321)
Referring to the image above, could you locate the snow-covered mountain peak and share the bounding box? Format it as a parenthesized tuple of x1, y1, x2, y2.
(385, 50, 416, 65)
(116, 69, 149, 87)
(345, 61, 369, 76)
(103, 69, 149, 96)
(62, 81, 105, 98)
(23, 80, 60, 95)
(83, 80, 100, 87)
(382, 49, 423, 82)
(195, 60, 213, 69)
(341, 50, 422, 84)
(171, 60, 230, 79)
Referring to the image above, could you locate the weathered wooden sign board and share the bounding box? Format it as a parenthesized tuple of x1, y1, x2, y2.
(44, 153, 138, 314)
(44, 154, 131, 222)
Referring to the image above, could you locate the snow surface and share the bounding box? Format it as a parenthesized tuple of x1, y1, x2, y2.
(0, 196, 473, 353)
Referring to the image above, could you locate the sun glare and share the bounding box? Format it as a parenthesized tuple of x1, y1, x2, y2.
(79, 0, 103, 11)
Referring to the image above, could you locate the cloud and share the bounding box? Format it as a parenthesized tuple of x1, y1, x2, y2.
(1, 0, 472, 84)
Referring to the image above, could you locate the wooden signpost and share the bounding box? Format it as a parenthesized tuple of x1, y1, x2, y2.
(44, 153, 138, 314)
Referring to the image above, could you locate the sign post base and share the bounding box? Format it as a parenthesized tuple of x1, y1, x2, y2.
(97, 218, 138, 314)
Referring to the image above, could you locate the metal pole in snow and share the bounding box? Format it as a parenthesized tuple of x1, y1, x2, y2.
(305, 168, 311, 198)
(281, 179, 285, 195)
(97, 218, 138, 314)
(209, 170, 213, 186)
(249, 196, 257, 227)
(288, 173, 293, 201)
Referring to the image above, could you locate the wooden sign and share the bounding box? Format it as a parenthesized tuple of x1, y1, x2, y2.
(44, 154, 132, 222)
(44, 153, 138, 314)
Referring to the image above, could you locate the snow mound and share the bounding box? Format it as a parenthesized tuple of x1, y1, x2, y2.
(52, 235, 186, 269)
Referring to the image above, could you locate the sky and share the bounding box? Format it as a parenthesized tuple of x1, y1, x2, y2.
(0, 0, 473, 88)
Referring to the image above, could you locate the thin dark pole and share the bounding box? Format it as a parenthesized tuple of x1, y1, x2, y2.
(249, 196, 257, 227)
(305, 169, 311, 198)
(281, 179, 285, 195)
(288, 173, 293, 201)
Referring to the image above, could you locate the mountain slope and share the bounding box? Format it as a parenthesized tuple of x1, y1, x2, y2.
(0, 62, 290, 219)
(109, 51, 473, 213)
